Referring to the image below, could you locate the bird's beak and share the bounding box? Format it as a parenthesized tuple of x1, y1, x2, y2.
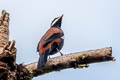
(57, 14, 63, 22)
(59, 14, 63, 19)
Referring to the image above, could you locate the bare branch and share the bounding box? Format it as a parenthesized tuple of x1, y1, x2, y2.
(25, 47, 114, 77)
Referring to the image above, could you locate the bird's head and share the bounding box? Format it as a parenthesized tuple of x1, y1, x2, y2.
(51, 14, 63, 28)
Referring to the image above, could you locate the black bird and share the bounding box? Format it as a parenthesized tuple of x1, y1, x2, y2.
(37, 15, 64, 69)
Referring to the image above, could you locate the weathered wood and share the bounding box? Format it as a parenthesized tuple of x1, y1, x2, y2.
(25, 47, 114, 77)
(0, 10, 17, 80)
(0, 10, 9, 54)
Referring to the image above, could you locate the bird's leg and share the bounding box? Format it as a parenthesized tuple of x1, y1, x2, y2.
(56, 48, 63, 56)
(48, 55, 50, 59)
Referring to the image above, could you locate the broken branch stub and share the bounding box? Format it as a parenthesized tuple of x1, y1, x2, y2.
(0, 10, 9, 54)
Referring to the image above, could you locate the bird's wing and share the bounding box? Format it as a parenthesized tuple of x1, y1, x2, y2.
(43, 33, 61, 47)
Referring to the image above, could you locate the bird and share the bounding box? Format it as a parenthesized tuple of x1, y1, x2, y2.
(37, 15, 64, 69)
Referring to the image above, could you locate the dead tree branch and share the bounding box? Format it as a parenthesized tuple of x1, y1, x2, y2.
(25, 47, 114, 77)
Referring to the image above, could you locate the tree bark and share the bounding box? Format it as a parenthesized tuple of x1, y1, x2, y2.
(0, 10, 115, 80)
(0, 10, 9, 54)
(0, 10, 16, 80)
(25, 47, 114, 77)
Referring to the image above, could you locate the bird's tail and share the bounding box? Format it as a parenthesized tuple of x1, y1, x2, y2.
(37, 52, 48, 70)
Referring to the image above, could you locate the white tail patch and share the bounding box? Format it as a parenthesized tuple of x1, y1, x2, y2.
(61, 36, 64, 39)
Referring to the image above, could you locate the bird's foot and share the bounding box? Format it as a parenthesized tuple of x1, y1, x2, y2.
(60, 52, 63, 56)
